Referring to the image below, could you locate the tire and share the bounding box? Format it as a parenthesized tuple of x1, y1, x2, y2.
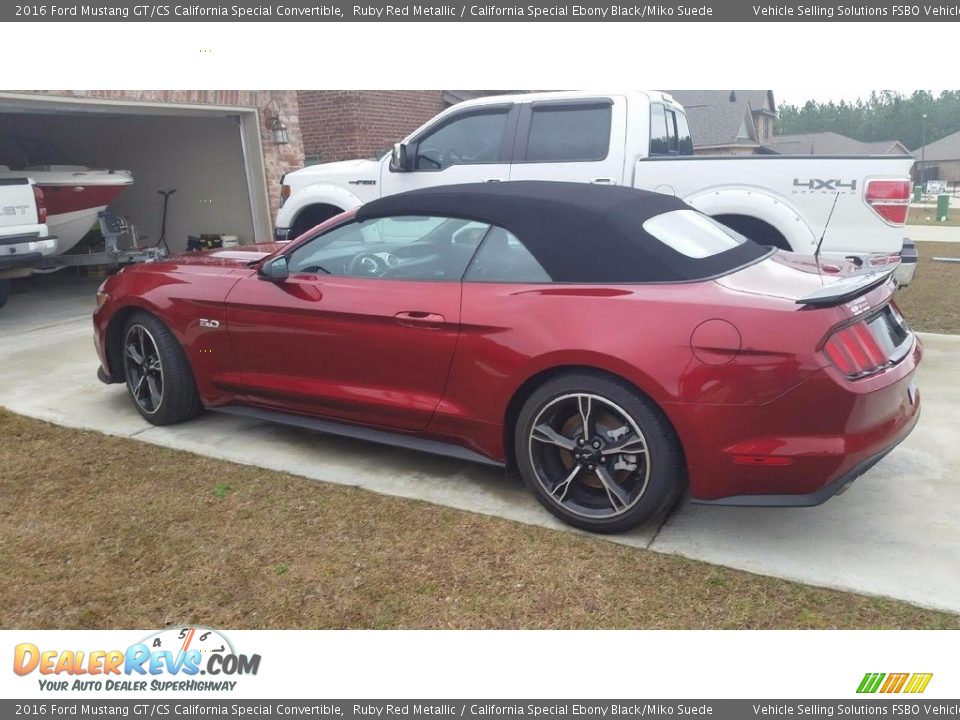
(121, 312, 203, 425)
(290, 205, 342, 239)
(0, 279, 9, 309)
(514, 372, 685, 534)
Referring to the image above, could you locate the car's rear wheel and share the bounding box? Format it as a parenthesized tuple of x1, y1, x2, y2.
(515, 373, 684, 534)
(122, 312, 203, 425)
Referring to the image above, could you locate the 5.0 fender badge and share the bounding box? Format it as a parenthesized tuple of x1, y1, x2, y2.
(199, 319, 220, 329)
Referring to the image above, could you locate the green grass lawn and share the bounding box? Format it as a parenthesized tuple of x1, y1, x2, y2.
(894, 241, 960, 335)
(1, 409, 957, 630)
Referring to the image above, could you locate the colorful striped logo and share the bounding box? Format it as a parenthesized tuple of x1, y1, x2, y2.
(857, 673, 933, 694)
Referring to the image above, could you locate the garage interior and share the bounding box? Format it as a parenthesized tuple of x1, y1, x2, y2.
(0, 96, 271, 256)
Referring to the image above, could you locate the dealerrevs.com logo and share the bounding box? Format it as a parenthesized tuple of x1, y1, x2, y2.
(13, 627, 261, 692)
(857, 672, 933, 694)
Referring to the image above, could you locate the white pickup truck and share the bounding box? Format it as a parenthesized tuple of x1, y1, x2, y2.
(0, 177, 56, 308)
(276, 90, 917, 285)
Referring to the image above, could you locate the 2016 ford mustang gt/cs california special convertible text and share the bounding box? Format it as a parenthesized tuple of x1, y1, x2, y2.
(94, 182, 921, 533)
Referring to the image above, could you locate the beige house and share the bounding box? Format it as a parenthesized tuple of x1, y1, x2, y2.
(913, 129, 960, 182)
(770, 131, 910, 157)
(667, 90, 777, 155)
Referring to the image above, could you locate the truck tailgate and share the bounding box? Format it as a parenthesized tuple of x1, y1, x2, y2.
(0, 178, 42, 232)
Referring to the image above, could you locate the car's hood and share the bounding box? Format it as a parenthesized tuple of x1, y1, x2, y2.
(156, 243, 284, 269)
(286, 158, 380, 189)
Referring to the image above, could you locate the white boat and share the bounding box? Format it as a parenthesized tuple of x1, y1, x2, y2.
(0, 165, 134, 255)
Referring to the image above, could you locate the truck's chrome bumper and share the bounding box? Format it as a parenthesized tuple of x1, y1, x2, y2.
(0, 236, 57, 277)
(894, 239, 918, 287)
(822, 239, 918, 288)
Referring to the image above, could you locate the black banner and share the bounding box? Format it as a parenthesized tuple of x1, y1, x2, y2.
(6, 0, 960, 22)
(5, 700, 960, 719)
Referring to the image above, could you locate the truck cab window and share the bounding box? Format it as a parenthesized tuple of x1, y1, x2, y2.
(649, 104, 670, 156)
(524, 103, 612, 162)
(675, 112, 694, 155)
(414, 110, 509, 171)
(665, 109, 679, 153)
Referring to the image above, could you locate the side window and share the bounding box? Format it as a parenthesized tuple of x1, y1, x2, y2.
(287, 216, 489, 281)
(649, 103, 670, 156)
(675, 112, 694, 155)
(464, 227, 551, 283)
(414, 109, 509, 171)
(523, 103, 612, 162)
(665, 110, 679, 154)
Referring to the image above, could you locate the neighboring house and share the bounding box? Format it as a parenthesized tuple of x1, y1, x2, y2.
(912, 129, 960, 182)
(771, 131, 911, 157)
(666, 90, 777, 155)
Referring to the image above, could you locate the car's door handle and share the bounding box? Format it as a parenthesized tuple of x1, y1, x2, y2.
(483, 178, 502, 183)
(394, 311, 446, 329)
(592, 177, 615, 185)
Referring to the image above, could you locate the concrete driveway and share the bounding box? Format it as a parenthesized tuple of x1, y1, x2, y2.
(2, 275, 958, 614)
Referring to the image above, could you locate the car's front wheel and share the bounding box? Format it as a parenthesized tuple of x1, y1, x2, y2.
(515, 373, 685, 534)
(122, 312, 203, 425)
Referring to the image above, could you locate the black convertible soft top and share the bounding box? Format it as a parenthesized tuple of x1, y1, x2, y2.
(355, 181, 770, 283)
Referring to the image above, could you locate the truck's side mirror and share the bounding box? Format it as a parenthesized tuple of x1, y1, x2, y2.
(258, 256, 289, 281)
(390, 142, 411, 172)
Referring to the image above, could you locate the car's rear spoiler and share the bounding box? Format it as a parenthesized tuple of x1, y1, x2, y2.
(796, 268, 897, 307)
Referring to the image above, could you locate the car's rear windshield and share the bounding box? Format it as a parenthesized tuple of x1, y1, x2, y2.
(642, 210, 749, 258)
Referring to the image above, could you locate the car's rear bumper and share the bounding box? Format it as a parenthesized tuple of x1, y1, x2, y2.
(692, 408, 919, 507)
(669, 335, 923, 504)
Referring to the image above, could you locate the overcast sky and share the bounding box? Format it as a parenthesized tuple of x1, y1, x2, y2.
(775, 89, 946, 107)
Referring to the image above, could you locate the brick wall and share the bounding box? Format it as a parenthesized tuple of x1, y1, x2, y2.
(298, 91, 445, 163)
(13, 90, 305, 222)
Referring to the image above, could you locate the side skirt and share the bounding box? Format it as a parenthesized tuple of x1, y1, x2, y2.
(210, 404, 505, 468)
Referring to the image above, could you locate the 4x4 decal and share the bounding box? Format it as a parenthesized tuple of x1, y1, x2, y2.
(793, 178, 858, 192)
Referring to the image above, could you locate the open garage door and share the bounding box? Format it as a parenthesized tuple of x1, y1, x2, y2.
(0, 94, 271, 256)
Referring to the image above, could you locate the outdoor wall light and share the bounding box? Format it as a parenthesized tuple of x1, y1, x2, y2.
(265, 100, 290, 145)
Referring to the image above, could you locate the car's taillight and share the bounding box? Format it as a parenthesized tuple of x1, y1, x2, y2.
(865, 179, 910, 225)
(33, 184, 47, 224)
(823, 321, 889, 378)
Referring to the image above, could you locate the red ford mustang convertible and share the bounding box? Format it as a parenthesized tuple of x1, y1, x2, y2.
(94, 182, 921, 533)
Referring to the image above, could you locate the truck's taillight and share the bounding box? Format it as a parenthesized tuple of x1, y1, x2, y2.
(279, 183, 291, 206)
(823, 322, 888, 378)
(33, 184, 47, 224)
(865, 179, 910, 226)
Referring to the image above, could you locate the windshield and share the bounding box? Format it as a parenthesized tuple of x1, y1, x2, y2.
(642, 210, 748, 258)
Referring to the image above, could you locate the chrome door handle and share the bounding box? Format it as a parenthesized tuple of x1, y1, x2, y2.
(394, 311, 446, 329)
(592, 178, 615, 185)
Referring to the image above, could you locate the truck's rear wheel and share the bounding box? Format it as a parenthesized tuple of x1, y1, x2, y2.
(714, 214, 790, 251)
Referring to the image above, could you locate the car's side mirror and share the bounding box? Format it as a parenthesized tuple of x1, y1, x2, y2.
(258, 256, 289, 281)
(390, 142, 411, 172)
